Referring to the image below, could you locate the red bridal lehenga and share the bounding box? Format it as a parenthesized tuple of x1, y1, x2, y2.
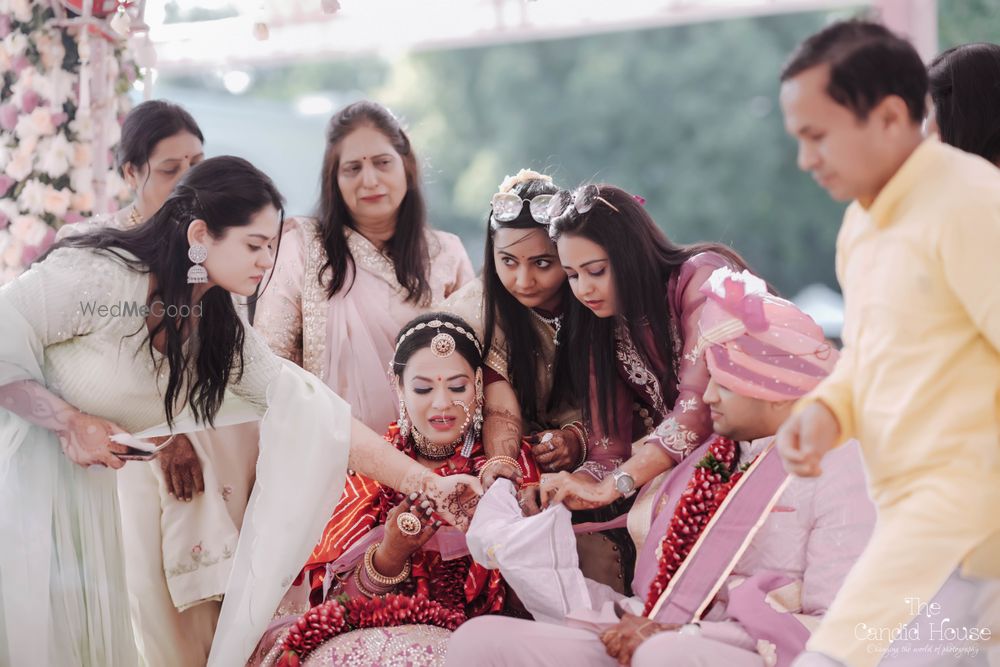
(251, 423, 539, 667)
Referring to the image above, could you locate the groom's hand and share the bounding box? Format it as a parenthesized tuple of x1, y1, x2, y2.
(600, 613, 679, 665)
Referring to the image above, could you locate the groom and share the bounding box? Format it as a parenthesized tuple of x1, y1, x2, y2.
(446, 269, 875, 667)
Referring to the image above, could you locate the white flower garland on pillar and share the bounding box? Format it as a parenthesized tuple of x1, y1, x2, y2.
(0, 0, 140, 284)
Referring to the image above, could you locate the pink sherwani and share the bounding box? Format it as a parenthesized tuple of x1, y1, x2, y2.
(254, 217, 474, 431)
(446, 439, 875, 667)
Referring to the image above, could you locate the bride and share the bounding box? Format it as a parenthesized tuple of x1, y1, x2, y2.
(0, 156, 479, 667)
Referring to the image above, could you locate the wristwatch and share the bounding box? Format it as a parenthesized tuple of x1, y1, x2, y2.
(611, 469, 636, 498)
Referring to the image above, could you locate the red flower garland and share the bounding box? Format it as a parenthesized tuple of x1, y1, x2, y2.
(276, 594, 465, 666)
(642, 437, 745, 616)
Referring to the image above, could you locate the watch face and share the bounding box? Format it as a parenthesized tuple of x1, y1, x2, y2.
(615, 472, 635, 494)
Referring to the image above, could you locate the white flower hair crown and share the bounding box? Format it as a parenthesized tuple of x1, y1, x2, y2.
(497, 169, 553, 194)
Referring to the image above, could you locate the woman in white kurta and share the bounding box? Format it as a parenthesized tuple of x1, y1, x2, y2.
(56, 99, 261, 667)
(0, 156, 480, 667)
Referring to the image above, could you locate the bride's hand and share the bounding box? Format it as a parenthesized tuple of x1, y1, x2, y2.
(421, 474, 483, 532)
(540, 471, 617, 510)
(56, 411, 130, 469)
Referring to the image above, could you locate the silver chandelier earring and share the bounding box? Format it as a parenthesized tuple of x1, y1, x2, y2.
(460, 372, 485, 458)
(398, 399, 411, 439)
(187, 243, 208, 284)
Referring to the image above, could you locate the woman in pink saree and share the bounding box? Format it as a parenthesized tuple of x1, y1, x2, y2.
(255, 101, 473, 431)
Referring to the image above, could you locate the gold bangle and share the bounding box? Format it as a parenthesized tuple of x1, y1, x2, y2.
(353, 562, 380, 598)
(353, 561, 396, 598)
(363, 542, 410, 587)
(561, 422, 589, 468)
(478, 455, 522, 485)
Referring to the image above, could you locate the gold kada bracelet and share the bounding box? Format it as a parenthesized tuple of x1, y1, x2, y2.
(363, 541, 411, 587)
(561, 421, 589, 468)
(353, 562, 384, 598)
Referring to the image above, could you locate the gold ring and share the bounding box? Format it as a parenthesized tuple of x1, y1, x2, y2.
(396, 512, 422, 536)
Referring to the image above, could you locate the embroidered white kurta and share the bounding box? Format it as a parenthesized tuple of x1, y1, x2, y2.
(0, 247, 353, 666)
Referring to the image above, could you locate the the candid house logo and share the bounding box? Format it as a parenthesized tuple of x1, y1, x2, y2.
(855, 597, 992, 659)
(80, 300, 203, 318)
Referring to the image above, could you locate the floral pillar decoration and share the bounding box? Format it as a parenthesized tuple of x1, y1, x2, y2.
(0, 0, 140, 284)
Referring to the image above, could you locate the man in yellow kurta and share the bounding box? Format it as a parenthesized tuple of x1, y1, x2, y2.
(775, 20, 1000, 667)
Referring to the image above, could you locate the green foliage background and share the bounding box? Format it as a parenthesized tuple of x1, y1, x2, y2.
(176, 2, 1000, 295)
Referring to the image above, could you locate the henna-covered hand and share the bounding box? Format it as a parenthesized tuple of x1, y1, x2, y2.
(482, 405, 524, 489)
(377, 492, 442, 575)
(527, 428, 581, 473)
(516, 484, 542, 516)
(0, 380, 128, 469)
(422, 474, 482, 532)
(158, 434, 205, 501)
(540, 471, 617, 510)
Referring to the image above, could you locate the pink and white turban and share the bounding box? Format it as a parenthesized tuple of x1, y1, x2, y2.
(696, 267, 839, 401)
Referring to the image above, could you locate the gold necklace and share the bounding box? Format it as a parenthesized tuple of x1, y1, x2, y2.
(411, 428, 465, 460)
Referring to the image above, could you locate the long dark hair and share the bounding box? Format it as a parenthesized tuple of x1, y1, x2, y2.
(550, 185, 750, 435)
(392, 312, 483, 377)
(482, 177, 574, 425)
(52, 156, 285, 427)
(316, 100, 431, 303)
(929, 42, 1000, 165)
(117, 99, 204, 176)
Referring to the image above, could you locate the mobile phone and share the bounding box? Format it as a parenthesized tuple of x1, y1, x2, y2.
(110, 433, 177, 461)
(114, 447, 161, 462)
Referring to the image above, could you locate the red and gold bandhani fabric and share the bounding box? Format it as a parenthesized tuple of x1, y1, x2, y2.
(299, 422, 539, 608)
